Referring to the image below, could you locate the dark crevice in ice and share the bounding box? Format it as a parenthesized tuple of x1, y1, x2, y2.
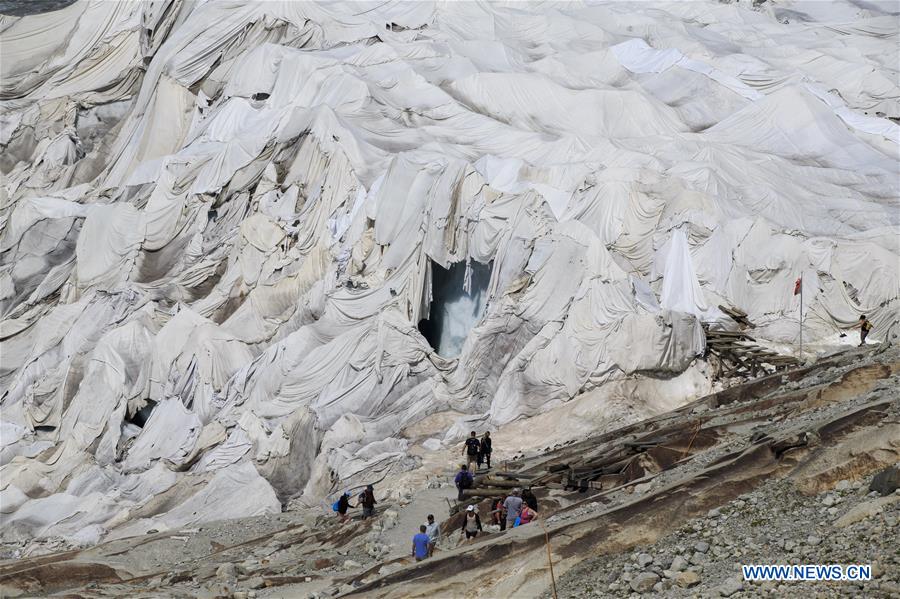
(418, 260, 492, 358)
(127, 400, 158, 429)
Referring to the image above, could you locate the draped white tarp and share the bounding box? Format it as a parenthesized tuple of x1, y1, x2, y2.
(1, 0, 897, 546)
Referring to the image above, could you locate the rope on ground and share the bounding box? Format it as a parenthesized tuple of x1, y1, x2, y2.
(538, 518, 558, 599)
(680, 419, 703, 460)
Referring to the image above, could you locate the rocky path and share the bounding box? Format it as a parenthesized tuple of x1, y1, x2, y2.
(549, 474, 900, 598)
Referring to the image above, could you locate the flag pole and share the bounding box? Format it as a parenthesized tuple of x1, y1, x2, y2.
(799, 274, 803, 361)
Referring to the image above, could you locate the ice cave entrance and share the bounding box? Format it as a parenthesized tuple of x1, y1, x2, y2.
(418, 260, 492, 358)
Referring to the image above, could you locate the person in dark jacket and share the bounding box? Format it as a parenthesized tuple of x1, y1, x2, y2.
(521, 487, 538, 511)
(359, 484, 377, 519)
(479, 431, 493, 469)
(336, 491, 354, 522)
(454, 464, 473, 501)
(462, 431, 481, 472)
(460, 505, 483, 540)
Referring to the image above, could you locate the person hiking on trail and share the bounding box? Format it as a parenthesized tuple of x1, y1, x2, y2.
(478, 431, 493, 470)
(460, 505, 483, 541)
(462, 431, 481, 472)
(503, 489, 523, 530)
(424, 514, 439, 556)
(454, 464, 473, 501)
(334, 491, 354, 522)
(850, 315, 873, 346)
(412, 525, 430, 562)
(518, 504, 538, 526)
(491, 496, 507, 531)
(359, 484, 377, 519)
(521, 487, 538, 511)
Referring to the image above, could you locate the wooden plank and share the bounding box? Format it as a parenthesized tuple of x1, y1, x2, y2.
(462, 488, 509, 498)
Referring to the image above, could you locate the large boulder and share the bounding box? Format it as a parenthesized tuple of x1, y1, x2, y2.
(869, 466, 900, 496)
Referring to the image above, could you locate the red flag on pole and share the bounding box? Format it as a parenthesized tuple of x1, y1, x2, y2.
(793, 277, 802, 296)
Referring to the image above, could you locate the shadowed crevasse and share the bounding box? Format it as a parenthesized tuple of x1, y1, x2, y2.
(417, 260, 492, 358)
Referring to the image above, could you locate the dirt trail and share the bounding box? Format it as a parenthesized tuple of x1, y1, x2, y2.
(384, 486, 457, 559)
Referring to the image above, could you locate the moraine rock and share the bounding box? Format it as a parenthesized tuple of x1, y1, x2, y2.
(870, 466, 900, 496)
(630, 572, 660, 593)
(215, 563, 237, 581)
(675, 570, 701, 588)
(717, 577, 744, 597)
(669, 555, 688, 571)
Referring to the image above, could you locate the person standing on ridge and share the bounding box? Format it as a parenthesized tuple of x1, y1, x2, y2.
(454, 464, 473, 501)
(462, 431, 481, 472)
(412, 525, 430, 562)
(424, 514, 439, 556)
(479, 431, 493, 470)
(359, 484, 377, 519)
(850, 315, 873, 346)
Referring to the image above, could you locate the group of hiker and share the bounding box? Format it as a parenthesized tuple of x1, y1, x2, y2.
(412, 514, 440, 561)
(412, 487, 540, 560)
(455, 430, 494, 500)
(462, 430, 492, 472)
(333, 484, 377, 522)
(331, 430, 540, 563)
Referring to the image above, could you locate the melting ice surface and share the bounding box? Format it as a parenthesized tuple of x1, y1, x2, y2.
(419, 261, 492, 358)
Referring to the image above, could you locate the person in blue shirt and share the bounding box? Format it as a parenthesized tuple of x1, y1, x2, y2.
(412, 525, 431, 561)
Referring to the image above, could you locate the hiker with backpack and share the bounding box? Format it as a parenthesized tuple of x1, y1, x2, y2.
(454, 464, 473, 501)
(459, 505, 483, 541)
(462, 431, 481, 472)
(333, 491, 354, 522)
(851, 315, 874, 346)
(359, 484, 377, 519)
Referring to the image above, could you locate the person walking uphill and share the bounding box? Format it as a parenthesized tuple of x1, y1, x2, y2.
(479, 431, 493, 470)
(455, 464, 473, 501)
(359, 484, 377, 519)
(424, 514, 439, 556)
(462, 431, 481, 472)
(851, 315, 874, 346)
(460, 505, 483, 541)
(334, 491, 354, 522)
(412, 525, 430, 562)
(503, 489, 523, 530)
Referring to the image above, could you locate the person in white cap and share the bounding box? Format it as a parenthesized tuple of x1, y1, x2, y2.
(460, 505, 483, 541)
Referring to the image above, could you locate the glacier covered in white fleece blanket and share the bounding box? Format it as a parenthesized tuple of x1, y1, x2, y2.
(1, 0, 897, 545)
